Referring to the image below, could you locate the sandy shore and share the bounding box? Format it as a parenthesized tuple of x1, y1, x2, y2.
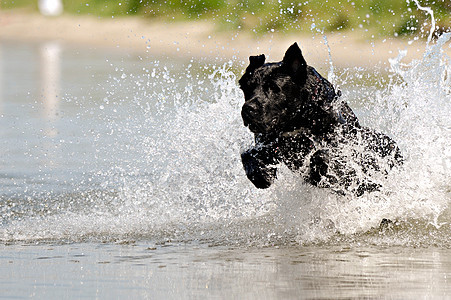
(0, 10, 449, 68)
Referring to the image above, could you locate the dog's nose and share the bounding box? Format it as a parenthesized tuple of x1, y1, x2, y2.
(242, 100, 261, 121)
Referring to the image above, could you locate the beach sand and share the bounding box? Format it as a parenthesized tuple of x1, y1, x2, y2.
(1, 10, 446, 69)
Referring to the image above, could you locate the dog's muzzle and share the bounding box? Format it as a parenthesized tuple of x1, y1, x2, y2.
(241, 100, 262, 127)
(242, 100, 281, 133)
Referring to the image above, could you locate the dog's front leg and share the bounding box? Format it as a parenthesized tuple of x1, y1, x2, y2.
(241, 146, 278, 189)
(308, 149, 331, 187)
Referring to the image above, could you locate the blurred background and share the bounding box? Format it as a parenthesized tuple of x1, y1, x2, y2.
(1, 0, 449, 70)
(1, 0, 450, 38)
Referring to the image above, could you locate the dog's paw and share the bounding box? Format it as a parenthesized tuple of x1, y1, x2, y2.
(308, 149, 330, 185)
(241, 150, 277, 189)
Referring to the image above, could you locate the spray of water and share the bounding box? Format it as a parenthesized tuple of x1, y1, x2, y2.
(1, 32, 450, 247)
(411, 0, 436, 46)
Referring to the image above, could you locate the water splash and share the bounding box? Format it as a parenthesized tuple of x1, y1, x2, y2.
(411, 0, 436, 46)
(367, 32, 451, 242)
(1, 34, 450, 247)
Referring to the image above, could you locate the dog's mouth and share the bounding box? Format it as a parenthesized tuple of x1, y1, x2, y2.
(245, 122, 266, 134)
(243, 117, 280, 134)
(241, 103, 284, 134)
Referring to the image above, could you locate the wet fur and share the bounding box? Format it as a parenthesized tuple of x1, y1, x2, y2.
(240, 43, 402, 196)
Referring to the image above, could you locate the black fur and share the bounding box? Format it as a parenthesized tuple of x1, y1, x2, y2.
(240, 43, 402, 196)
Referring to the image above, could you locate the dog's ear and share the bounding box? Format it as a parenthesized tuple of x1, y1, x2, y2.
(246, 54, 265, 73)
(240, 54, 265, 89)
(282, 43, 307, 82)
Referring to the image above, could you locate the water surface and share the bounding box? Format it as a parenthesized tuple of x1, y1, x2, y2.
(1, 243, 450, 299)
(0, 37, 450, 298)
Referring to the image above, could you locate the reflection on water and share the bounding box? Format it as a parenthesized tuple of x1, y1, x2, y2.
(1, 243, 450, 299)
(39, 41, 61, 136)
(0, 46, 2, 113)
(0, 41, 155, 196)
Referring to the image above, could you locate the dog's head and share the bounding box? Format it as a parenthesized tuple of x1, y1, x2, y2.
(239, 43, 337, 135)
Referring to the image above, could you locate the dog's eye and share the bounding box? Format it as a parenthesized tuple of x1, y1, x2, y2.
(241, 85, 255, 99)
(265, 82, 281, 93)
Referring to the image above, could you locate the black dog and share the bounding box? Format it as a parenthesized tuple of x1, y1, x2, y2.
(240, 43, 402, 196)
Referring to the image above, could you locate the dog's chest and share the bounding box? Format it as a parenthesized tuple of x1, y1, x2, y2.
(277, 131, 317, 168)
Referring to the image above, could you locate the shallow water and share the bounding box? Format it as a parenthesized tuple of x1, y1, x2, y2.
(0, 35, 450, 298)
(1, 243, 450, 299)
